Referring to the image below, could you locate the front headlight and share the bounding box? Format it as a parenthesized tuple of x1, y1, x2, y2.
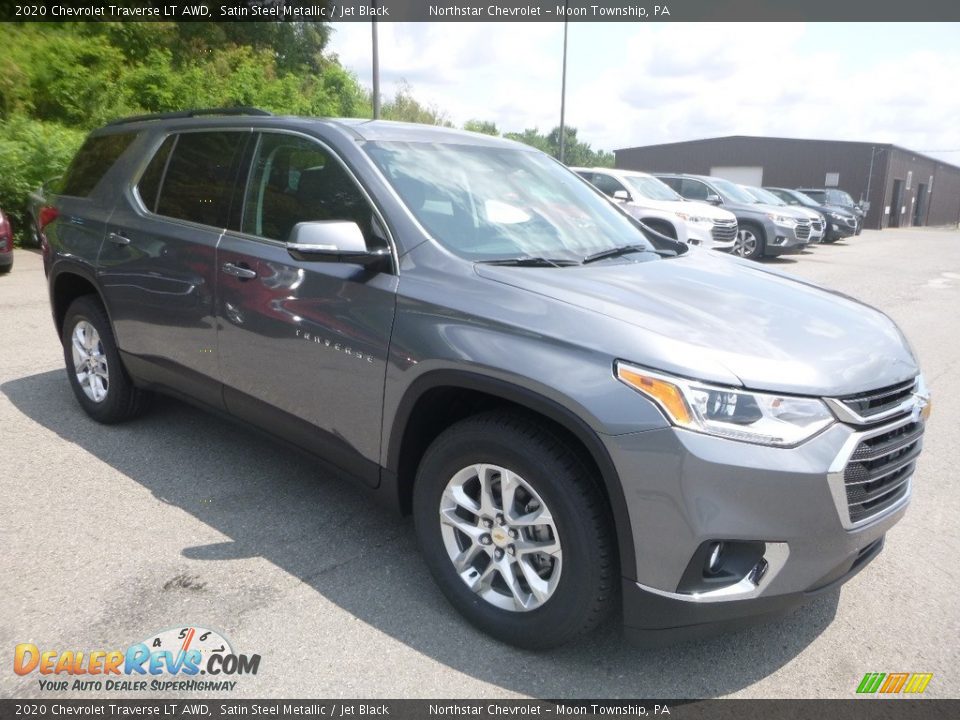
(767, 213, 797, 225)
(616, 362, 835, 446)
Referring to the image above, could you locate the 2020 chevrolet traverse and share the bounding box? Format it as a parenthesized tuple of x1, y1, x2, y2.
(41, 109, 929, 648)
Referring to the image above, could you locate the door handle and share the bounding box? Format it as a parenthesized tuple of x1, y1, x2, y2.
(222, 262, 257, 279)
(107, 232, 131, 245)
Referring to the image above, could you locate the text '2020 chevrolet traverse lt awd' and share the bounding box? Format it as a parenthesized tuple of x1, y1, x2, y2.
(42, 109, 930, 649)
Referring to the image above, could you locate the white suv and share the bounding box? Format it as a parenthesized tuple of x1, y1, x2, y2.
(574, 167, 738, 251)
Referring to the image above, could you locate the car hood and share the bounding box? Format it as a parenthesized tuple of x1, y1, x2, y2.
(474, 251, 918, 396)
(631, 198, 736, 221)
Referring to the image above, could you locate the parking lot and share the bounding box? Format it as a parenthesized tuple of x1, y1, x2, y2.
(2, 227, 958, 700)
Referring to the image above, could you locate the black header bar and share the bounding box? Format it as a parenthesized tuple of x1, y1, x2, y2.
(3, 0, 960, 22)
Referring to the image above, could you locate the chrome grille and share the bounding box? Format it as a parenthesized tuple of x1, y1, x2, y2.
(710, 220, 737, 242)
(838, 378, 917, 420)
(795, 221, 811, 240)
(844, 421, 923, 523)
(810, 220, 823, 232)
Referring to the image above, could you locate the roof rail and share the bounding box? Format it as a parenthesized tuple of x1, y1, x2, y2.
(105, 107, 272, 127)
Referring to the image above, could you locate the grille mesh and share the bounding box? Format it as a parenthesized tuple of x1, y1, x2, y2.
(844, 421, 922, 523)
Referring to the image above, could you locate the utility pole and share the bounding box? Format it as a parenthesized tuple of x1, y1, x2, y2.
(372, 11, 381, 119)
(558, 13, 569, 163)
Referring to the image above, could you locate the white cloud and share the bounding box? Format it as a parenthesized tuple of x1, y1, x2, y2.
(328, 22, 960, 164)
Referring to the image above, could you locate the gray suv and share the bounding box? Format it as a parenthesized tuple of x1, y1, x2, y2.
(657, 173, 811, 260)
(41, 109, 929, 649)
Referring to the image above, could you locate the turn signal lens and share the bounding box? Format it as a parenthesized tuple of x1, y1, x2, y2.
(616, 365, 692, 425)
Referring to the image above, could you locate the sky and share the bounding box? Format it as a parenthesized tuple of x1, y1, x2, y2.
(327, 22, 960, 165)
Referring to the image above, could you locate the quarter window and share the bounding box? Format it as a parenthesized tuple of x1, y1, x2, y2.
(135, 136, 176, 213)
(61, 133, 136, 197)
(242, 133, 378, 245)
(156, 132, 246, 228)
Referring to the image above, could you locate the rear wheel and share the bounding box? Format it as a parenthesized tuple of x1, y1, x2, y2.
(733, 225, 764, 260)
(413, 412, 616, 649)
(62, 295, 151, 423)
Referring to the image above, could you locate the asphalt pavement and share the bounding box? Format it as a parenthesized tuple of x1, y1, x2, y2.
(1, 227, 958, 699)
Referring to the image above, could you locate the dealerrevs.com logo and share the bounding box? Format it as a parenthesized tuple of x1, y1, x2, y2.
(856, 672, 933, 695)
(14, 626, 260, 692)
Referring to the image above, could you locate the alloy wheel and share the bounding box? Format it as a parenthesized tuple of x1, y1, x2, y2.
(71, 320, 109, 403)
(439, 463, 562, 612)
(734, 229, 758, 258)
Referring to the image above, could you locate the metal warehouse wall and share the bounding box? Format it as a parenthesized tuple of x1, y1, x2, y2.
(616, 137, 960, 231)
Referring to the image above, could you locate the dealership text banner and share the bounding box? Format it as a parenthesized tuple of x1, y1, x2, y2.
(4, 0, 960, 22)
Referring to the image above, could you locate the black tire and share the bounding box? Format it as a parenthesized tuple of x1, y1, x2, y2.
(412, 411, 616, 649)
(734, 224, 765, 260)
(62, 295, 151, 423)
(0, 261, 11, 275)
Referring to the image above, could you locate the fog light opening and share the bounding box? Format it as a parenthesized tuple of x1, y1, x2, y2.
(706, 541, 724, 575)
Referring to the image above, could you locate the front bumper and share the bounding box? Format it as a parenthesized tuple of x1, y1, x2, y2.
(687, 222, 737, 252)
(766, 222, 809, 255)
(604, 411, 923, 638)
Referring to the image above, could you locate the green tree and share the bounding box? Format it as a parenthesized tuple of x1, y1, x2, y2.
(463, 119, 499, 136)
(381, 82, 453, 126)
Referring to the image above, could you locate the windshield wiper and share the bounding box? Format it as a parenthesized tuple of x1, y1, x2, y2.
(581, 244, 654, 264)
(477, 257, 578, 267)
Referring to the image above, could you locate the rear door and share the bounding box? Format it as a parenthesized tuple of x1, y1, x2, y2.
(98, 129, 250, 407)
(48, 132, 138, 275)
(216, 130, 398, 486)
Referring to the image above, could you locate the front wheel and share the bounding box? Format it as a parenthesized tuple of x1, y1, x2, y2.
(733, 226, 764, 260)
(62, 295, 152, 423)
(412, 412, 616, 649)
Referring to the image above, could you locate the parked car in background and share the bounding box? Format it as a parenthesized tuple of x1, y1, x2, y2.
(0, 206, 14, 274)
(742, 185, 825, 243)
(573, 167, 737, 252)
(656, 173, 810, 260)
(764, 187, 858, 243)
(28, 177, 61, 249)
(798, 188, 864, 234)
(570, 168, 688, 245)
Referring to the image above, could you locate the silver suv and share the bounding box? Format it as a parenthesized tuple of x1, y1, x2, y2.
(41, 110, 929, 649)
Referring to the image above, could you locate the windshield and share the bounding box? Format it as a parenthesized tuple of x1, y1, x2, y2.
(624, 175, 683, 201)
(709, 177, 759, 204)
(790, 190, 820, 207)
(745, 186, 786, 206)
(827, 189, 856, 206)
(364, 142, 655, 261)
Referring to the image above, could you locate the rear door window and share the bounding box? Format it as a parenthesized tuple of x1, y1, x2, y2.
(61, 133, 136, 197)
(156, 131, 247, 228)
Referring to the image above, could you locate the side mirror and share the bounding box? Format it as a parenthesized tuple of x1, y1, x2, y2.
(612, 190, 631, 202)
(705, 193, 722, 205)
(286, 221, 390, 268)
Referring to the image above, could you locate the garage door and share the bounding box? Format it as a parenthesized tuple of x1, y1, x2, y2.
(710, 166, 763, 186)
